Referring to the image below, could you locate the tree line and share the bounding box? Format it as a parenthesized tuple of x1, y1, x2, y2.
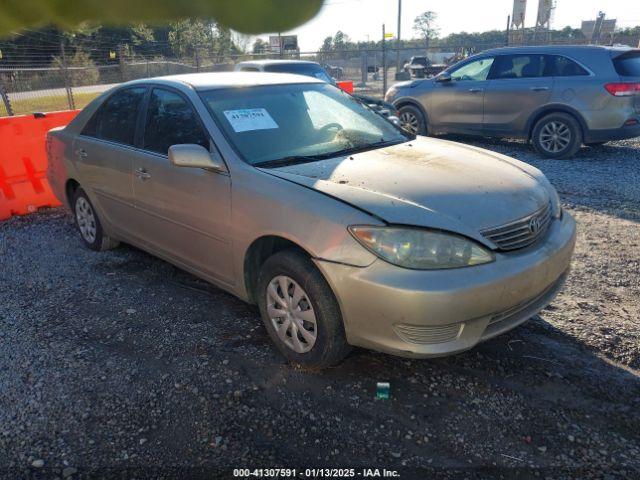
(0, 20, 246, 68)
(1, 15, 639, 69)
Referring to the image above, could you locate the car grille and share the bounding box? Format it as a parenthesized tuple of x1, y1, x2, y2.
(393, 323, 463, 345)
(480, 203, 552, 251)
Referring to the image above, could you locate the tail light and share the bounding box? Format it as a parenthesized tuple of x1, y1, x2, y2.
(604, 82, 640, 97)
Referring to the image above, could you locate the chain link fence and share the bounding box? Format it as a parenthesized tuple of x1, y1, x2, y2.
(0, 45, 456, 116)
(1, 34, 639, 116)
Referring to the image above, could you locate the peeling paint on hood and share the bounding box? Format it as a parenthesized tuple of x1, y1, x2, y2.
(260, 136, 550, 241)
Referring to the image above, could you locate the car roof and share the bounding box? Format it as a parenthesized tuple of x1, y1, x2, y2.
(236, 59, 320, 66)
(122, 71, 324, 91)
(478, 44, 635, 56)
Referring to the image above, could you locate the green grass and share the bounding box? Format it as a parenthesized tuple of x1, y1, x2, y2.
(1, 91, 100, 116)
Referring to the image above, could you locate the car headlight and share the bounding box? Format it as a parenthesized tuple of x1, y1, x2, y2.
(530, 174, 562, 219)
(384, 86, 397, 102)
(549, 187, 562, 219)
(349, 226, 494, 270)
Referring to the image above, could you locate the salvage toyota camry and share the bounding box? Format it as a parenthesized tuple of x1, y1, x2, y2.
(47, 72, 576, 367)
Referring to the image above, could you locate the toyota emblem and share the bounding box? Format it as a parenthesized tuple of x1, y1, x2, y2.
(529, 216, 543, 235)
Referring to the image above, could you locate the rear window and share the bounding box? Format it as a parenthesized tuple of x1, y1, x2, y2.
(546, 55, 590, 77)
(263, 63, 333, 83)
(613, 51, 640, 77)
(82, 87, 146, 145)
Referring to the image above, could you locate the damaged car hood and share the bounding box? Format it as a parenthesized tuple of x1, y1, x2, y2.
(259, 137, 550, 243)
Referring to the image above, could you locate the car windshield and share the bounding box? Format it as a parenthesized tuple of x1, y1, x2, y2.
(200, 83, 409, 166)
(263, 63, 333, 83)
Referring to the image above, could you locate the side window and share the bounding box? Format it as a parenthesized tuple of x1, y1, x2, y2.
(142, 88, 210, 155)
(490, 54, 548, 79)
(82, 87, 146, 145)
(450, 58, 495, 81)
(547, 55, 590, 77)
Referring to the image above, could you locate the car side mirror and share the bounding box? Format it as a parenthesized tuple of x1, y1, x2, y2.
(435, 72, 452, 83)
(168, 144, 226, 172)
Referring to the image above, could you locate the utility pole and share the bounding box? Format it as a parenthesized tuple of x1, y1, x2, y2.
(278, 32, 283, 58)
(194, 44, 201, 72)
(506, 15, 511, 46)
(382, 24, 387, 96)
(0, 81, 13, 116)
(395, 0, 402, 77)
(60, 41, 75, 110)
(118, 43, 125, 83)
(592, 11, 606, 45)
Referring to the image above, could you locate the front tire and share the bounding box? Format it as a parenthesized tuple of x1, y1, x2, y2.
(72, 187, 119, 251)
(398, 104, 428, 136)
(257, 249, 351, 368)
(532, 113, 582, 159)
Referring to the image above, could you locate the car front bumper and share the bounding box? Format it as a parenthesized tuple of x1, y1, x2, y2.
(315, 211, 576, 358)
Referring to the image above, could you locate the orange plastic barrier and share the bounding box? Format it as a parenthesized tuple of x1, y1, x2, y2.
(336, 80, 354, 94)
(0, 110, 79, 221)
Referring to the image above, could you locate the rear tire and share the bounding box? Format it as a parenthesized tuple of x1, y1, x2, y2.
(256, 249, 351, 368)
(398, 104, 428, 136)
(72, 187, 120, 251)
(531, 113, 582, 159)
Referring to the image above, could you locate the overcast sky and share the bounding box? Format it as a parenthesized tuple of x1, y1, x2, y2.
(254, 0, 640, 51)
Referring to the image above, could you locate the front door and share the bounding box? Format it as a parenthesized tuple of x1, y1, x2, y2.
(131, 87, 234, 286)
(483, 54, 554, 137)
(428, 56, 495, 134)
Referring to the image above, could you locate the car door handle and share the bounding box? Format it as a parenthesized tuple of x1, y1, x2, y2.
(530, 86, 549, 91)
(135, 168, 152, 180)
(468, 88, 484, 93)
(77, 149, 88, 160)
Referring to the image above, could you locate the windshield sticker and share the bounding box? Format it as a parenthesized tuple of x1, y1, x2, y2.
(223, 108, 279, 133)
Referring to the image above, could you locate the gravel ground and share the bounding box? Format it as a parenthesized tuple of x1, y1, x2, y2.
(1, 138, 639, 479)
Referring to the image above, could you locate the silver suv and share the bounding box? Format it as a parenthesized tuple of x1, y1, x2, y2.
(385, 45, 640, 158)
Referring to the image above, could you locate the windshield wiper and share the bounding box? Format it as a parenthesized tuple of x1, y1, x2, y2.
(254, 139, 404, 169)
(324, 139, 404, 158)
(254, 155, 328, 168)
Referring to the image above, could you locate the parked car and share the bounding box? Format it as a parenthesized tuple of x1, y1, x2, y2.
(235, 59, 335, 83)
(386, 45, 640, 158)
(403, 55, 446, 78)
(47, 72, 575, 367)
(322, 63, 344, 80)
(235, 59, 399, 122)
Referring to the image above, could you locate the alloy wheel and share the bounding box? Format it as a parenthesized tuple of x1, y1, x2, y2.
(399, 111, 420, 134)
(539, 120, 571, 154)
(266, 275, 317, 353)
(75, 197, 97, 244)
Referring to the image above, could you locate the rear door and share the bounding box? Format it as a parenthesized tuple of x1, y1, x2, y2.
(427, 56, 495, 134)
(73, 86, 147, 236)
(483, 54, 553, 136)
(130, 87, 234, 285)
